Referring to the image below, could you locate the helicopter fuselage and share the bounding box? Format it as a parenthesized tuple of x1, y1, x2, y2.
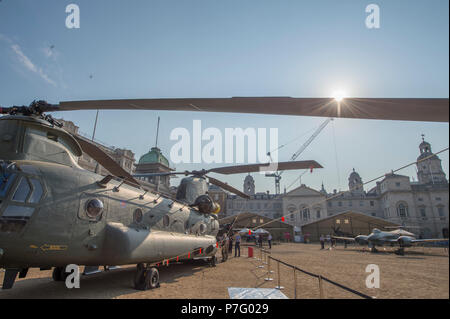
(0, 115, 218, 271)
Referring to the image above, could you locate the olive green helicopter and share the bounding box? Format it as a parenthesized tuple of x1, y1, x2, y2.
(0, 97, 448, 290)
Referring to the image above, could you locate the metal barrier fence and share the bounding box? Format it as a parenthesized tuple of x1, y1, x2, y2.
(253, 247, 373, 299)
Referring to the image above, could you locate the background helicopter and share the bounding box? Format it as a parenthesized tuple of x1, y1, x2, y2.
(0, 99, 326, 290)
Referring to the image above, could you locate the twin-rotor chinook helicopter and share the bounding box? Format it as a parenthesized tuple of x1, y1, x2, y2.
(0, 97, 448, 290)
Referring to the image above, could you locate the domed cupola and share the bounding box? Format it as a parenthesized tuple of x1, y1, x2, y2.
(243, 174, 255, 196)
(138, 147, 170, 167)
(416, 135, 447, 184)
(348, 168, 364, 193)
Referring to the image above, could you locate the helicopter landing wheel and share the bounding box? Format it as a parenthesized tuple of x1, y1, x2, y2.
(52, 266, 69, 282)
(134, 264, 160, 290)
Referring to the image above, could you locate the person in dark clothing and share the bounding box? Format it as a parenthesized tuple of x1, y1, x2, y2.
(228, 236, 233, 254)
(320, 234, 325, 250)
(234, 233, 241, 257)
(258, 234, 263, 248)
(268, 234, 272, 249)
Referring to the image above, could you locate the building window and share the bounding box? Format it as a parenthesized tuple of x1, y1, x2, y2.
(420, 207, 426, 217)
(328, 202, 332, 207)
(316, 210, 321, 219)
(360, 201, 364, 206)
(438, 206, 445, 217)
(396, 182, 401, 187)
(349, 201, 352, 207)
(436, 197, 442, 201)
(397, 203, 409, 218)
(418, 198, 423, 202)
(338, 201, 342, 207)
(370, 201, 374, 207)
(301, 207, 310, 220)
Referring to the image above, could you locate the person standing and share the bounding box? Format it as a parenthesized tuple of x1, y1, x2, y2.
(228, 234, 233, 254)
(234, 233, 241, 257)
(268, 233, 273, 249)
(258, 234, 263, 248)
(320, 234, 325, 250)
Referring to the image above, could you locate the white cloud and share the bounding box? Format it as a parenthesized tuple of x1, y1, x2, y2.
(11, 44, 37, 73)
(1, 34, 57, 87)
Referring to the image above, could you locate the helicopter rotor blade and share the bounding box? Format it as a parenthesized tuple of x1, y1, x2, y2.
(207, 160, 323, 175)
(73, 135, 141, 187)
(50, 97, 449, 122)
(206, 175, 250, 199)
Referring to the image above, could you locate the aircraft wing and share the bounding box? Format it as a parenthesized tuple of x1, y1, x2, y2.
(331, 236, 355, 242)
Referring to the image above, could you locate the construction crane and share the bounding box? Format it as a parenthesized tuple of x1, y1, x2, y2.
(266, 118, 333, 194)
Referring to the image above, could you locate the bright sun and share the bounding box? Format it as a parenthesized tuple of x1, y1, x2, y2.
(332, 91, 346, 102)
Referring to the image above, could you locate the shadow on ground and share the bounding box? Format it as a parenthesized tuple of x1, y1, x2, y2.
(0, 261, 210, 299)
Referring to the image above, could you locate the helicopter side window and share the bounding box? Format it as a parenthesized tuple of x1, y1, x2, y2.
(12, 177, 31, 203)
(163, 215, 170, 228)
(133, 208, 143, 224)
(85, 198, 104, 219)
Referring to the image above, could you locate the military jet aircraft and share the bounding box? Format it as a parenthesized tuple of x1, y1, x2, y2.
(332, 227, 449, 255)
(0, 97, 448, 291)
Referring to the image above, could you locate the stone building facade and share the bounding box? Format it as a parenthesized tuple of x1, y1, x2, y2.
(226, 174, 283, 219)
(135, 147, 173, 195)
(225, 138, 448, 239)
(281, 138, 449, 239)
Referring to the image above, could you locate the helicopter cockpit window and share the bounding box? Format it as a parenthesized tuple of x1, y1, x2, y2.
(85, 199, 104, 219)
(28, 179, 44, 204)
(0, 173, 16, 198)
(12, 177, 31, 203)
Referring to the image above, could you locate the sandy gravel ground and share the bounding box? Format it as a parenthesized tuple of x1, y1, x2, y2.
(0, 243, 448, 299)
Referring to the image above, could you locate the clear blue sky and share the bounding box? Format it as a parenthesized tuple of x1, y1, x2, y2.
(1, 0, 448, 193)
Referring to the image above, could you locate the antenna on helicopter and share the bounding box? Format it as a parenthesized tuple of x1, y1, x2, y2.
(113, 178, 126, 192)
(155, 116, 160, 148)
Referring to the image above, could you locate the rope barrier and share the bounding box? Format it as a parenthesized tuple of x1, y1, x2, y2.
(266, 254, 373, 299)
